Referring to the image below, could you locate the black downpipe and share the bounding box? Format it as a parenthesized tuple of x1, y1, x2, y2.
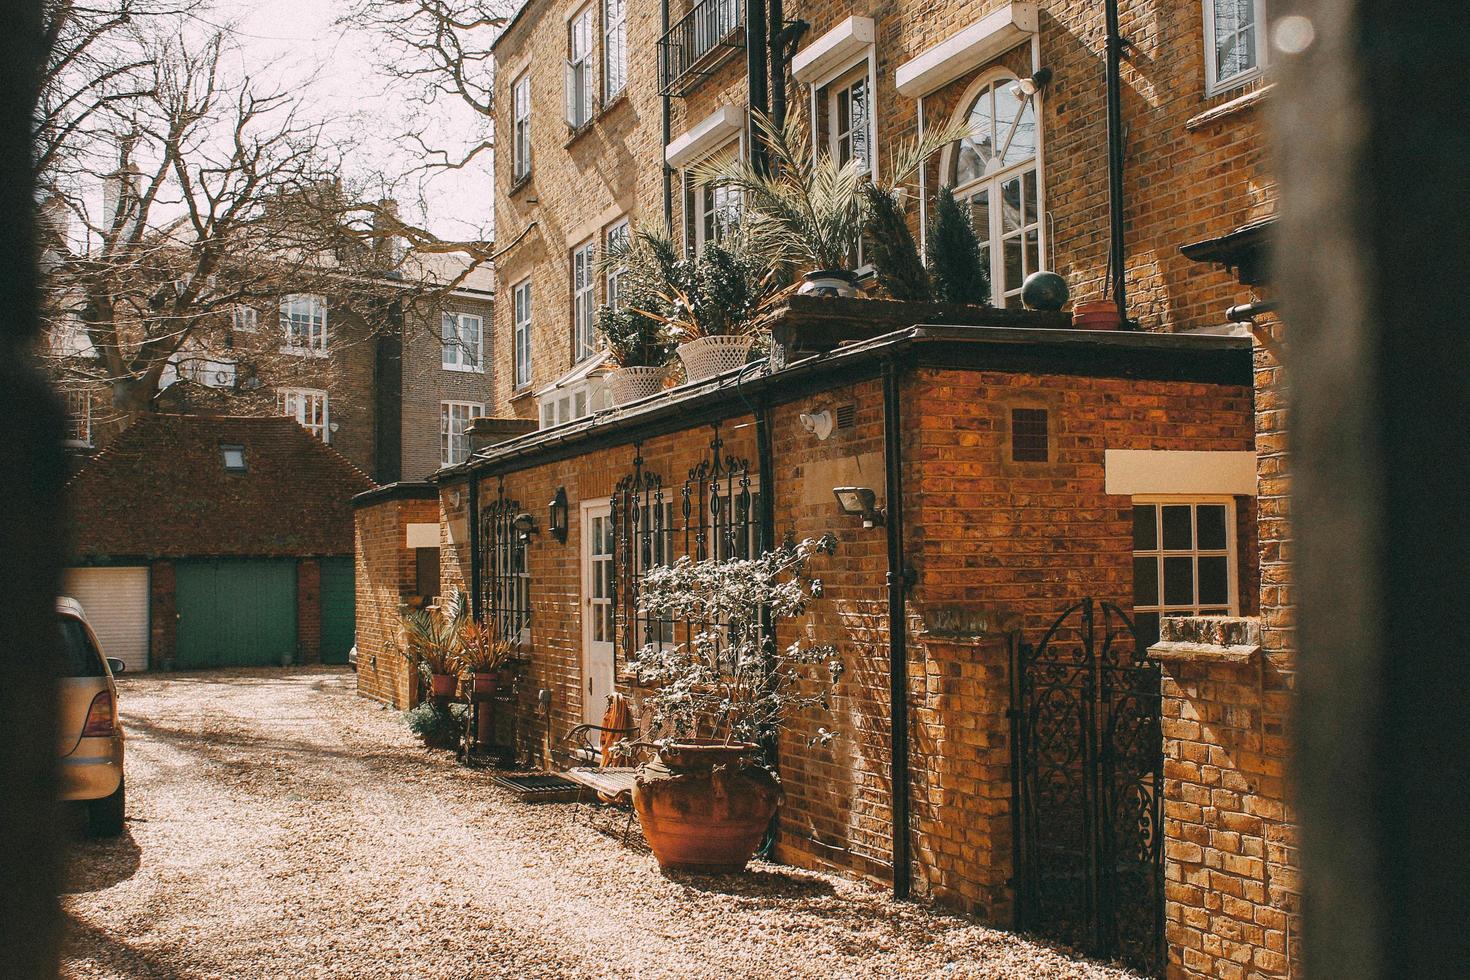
(746, 0, 769, 172)
(754, 397, 780, 855)
(1103, 0, 1129, 323)
(883, 360, 912, 900)
(768, 0, 786, 131)
(661, 0, 673, 229)
(468, 476, 482, 622)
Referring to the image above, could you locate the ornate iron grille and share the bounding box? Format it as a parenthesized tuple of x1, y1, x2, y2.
(1011, 598, 1164, 977)
(479, 484, 530, 645)
(610, 428, 763, 673)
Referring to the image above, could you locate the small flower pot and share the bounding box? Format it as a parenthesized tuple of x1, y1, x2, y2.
(797, 268, 859, 298)
(677, 335, 755, 384)
(429, 672, 458, 700)
(607, 365, 665, 405)
(1071, 300, 1123, 330)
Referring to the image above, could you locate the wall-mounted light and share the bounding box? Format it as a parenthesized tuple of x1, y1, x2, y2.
(833, 486, 885, 528)
(513, 511, 539, 541)
(548, 486, 569, 543)
(1011, 67, 1053, 99)
(800, 410, 835, 440)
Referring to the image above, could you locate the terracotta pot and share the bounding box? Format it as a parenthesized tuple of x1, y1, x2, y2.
(470, 671, 497, 698)
(632, 739, 783, 873)
(1071, 300, 1123, 330)
(429, 672, 457, 699)
(797, 268, 858, 298)
(497, 667, 515, 690)
(607, 366, 665, 405)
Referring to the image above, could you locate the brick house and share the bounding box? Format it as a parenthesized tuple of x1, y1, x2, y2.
(65, 414, 374, 672)
(57, 258, 495, 485)
(356, 0, 1297, 976)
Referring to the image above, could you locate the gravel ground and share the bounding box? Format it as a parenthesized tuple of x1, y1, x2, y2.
(61, 666, 1138, 980)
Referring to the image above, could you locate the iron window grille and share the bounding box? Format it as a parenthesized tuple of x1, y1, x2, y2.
(480, 487, 531, 645)
(658, 0, 744, 98)
(1011, 407, 1050, 462)
(609, 429, 762, 674)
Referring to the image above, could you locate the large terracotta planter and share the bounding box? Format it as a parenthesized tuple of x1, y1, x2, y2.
(470, 670, 497, 700)
(632, 739, 783, 873)
(1071, 299, 1123, 330)
(429, 672, 458, 699)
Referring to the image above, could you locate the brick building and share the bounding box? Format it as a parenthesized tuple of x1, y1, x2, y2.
(357, 0, 1297, 976)
(58, 258, 495, 484)
(65, 414, 374, 672)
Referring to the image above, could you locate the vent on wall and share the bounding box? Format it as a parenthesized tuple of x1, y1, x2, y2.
(835, 404, 857, 430)
(1011, 408, 1049, 462)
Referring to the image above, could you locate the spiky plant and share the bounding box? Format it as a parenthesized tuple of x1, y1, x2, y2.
(928, 185, 990, 305)
(863, 185, 931, 301)
(400, 590, 468, 679)
(693, 111, 976, 274)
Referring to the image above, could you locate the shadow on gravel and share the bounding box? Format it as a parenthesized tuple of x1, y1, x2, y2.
(63, 911, 195, 978)
(119, 716, 408, 768)
(665, 867, 836, 900)
(62, 828, 142, 894)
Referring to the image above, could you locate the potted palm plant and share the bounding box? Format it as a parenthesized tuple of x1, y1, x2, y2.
(692, 112, 975, 298)
(624, 534, 842, 873)
(400, 592, 466, 700)
(454, 619, 515, 699)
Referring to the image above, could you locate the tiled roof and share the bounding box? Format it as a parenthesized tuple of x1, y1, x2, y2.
(67, 414, 375, 559)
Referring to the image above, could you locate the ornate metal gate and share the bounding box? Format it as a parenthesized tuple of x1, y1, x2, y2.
(1011, 598, 1164, 977)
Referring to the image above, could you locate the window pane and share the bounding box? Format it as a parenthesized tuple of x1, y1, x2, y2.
(1163, 556, 1195, 606)
(1132, 505, 1156, 550)
(1196, 504, 1228, 551)
(1133, 556, 1159, 606)
(1198, 556, 1230, 606)
(968, 190, 990, 244)
(1004, 236, 1022, 294)
(1161, 505, 1193, 550)
(1135, 612, 1160, 650)
(1001, 176, 1022, 232)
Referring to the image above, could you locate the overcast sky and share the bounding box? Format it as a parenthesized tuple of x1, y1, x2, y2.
(200, 0, 494, 241)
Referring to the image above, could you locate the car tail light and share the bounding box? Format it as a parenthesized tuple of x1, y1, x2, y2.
(81, 691, 116, 737)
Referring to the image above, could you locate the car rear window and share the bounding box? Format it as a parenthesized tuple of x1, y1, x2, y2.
(58, 617, 105, 677)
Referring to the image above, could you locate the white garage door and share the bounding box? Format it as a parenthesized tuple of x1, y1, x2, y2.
(62, 567, 150, 672)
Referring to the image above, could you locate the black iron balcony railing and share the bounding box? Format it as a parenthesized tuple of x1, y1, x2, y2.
(658, 0, 744, 98)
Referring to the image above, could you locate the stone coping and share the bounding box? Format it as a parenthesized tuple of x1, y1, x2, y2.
(1148, 615, 1262, 664)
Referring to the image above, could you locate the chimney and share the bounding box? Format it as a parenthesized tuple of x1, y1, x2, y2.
(372, 199, 399, 268)
(102, 161, 142, 239)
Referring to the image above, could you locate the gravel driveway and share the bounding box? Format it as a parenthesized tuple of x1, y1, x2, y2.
(61, 666, 1137, 980)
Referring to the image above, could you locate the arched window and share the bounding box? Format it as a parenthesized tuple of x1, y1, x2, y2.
(947, 72, 1042, 308)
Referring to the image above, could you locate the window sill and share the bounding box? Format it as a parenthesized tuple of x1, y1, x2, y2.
(280, 346, 330, 359)
(509, 387, 535, 403)
(1187, 82, 1273, 131)
(597, 92, 630, 122)
(564, 117, 598, 148)
(509, 172, 534, 197)
(442, 363, 486, 374)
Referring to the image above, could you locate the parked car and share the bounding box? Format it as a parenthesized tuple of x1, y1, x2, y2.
(57, 597, 127, 836)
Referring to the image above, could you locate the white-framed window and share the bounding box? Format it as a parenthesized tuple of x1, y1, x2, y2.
(278, 387, 329, 443)
(232, 304, 258, 333)
(1204, 0, 1267, 95)
(441, 311, 484, 372)
(440, 400, 485, 465)
(826, 65, 872, 171)
(572, 239, 597, 363)
(538, 382, 610, 429)
(683, 140, 742, 253)
(513, 279, 532, 389)
(605, 218, 630, 309)
(512, 73, 532, 181)
(280, 294, 328, 355)
(64, 389, 92, 447)
(603, 0, 627, 101)
(949, 72, 1043, 308)
(565, 7, 594, 129)
(1132, 498, 1238, 648)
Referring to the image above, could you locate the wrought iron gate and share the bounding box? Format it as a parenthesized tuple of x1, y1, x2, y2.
(1011, 598, 1164, 976)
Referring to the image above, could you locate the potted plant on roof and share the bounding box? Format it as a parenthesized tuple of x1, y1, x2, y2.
(596, 235, 677, 405)
(692, 111, 975, 300)
(625, 533, 843, 873)
(400, 591, 465, 701)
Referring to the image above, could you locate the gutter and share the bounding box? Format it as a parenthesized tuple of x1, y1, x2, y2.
(883, 359, 914, 900)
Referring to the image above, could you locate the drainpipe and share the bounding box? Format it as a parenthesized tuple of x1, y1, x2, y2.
(1103, 0, 1129, 323)
(768, 0, 786, 130)
(662, 0, 673, 229)
(468, 476, 482, 622)
(746, 0, 770, 172)
(883, 359, 913, 900)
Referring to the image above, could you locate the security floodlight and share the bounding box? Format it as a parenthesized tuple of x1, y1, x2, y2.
(833, 487, 885, 528)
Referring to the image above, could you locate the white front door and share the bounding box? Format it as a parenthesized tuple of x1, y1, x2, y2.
(581, 501, 616, 726)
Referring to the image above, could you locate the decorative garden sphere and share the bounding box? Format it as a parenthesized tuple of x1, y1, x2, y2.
(1021, 271, 1069, 311)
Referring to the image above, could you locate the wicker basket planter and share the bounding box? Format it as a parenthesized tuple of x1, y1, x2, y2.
(606, 366, 665, 405)
(677, 335, 755, 384)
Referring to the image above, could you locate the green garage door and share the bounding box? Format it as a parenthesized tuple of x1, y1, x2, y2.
(175, 559, 297, 668)
(319, 557, 355, 665)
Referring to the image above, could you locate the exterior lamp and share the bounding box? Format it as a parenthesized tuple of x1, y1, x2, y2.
(513, 511, 539, 542)
(833, 487, 885, 528)
(548, 487, 569, 543)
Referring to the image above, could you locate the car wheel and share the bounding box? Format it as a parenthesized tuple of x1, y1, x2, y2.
(88, 777, 125, 837)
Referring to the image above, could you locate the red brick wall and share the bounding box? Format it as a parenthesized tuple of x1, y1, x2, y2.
(354, 494, 440, 707)
(297, 558, 321, 665)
